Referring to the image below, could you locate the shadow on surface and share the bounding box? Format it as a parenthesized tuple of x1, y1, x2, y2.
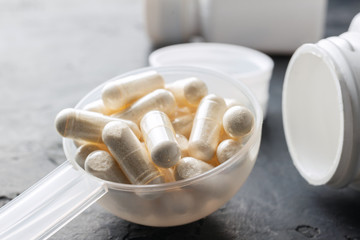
(104, 216, 235, 240)
(314, 190, 360, 230)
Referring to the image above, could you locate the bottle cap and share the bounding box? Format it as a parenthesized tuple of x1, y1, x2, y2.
(349, 12, 360, 32)
(283, 32, 360, 188)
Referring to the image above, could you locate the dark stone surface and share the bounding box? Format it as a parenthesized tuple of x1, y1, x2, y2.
(0, 0, 360, 239)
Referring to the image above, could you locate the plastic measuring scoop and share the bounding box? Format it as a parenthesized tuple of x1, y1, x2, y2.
(0, 162, 106, 239)
(0, 66, 263, 239)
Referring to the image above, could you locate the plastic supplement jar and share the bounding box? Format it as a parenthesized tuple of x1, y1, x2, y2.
(145, 0, 327, 54)
(282, 16, 360, 189)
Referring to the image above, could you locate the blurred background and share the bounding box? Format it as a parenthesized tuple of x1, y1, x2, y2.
(0, 0, 360, 239)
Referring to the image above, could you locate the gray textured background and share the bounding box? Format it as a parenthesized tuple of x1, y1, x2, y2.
(1, 0, 360, 239)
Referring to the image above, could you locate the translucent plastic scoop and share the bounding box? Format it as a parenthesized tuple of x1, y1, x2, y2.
(0, 66, 263, 239)
(0, 162, 107, 240)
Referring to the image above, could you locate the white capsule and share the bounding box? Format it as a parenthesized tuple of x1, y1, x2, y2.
(223, 106, 254, 138)
(73, 139, 107, 149)
(171, 114, 194, 139)
(166, 77, 208, 107)
(85, 150, 130, 184)
(141, 111, 181, 168)
(112, 89, 176, 124)
(102, 121, 165, 185)
(175, 134, 189, 157)
(216, 139, 243, 164)
(55, 108, 141, 143)
(174, 157, 214, 181)
(188, 94, 227, 161)
(102, 71, 165, 111)
(74, 143, 103, 168)
(141, 141, 175, 182)
(83, 99, 114, 115)
(170, 107, 192, 119)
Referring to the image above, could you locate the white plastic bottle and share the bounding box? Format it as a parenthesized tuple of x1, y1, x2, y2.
(282, 14, 360, 189)
(145, 0, 199, 46)
(145, 0, 327, 54)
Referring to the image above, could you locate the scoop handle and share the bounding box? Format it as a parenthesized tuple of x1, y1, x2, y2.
(0, 161, 107, 240)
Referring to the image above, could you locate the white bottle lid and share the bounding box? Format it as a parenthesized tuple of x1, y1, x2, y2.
(149, 43, 274, 117)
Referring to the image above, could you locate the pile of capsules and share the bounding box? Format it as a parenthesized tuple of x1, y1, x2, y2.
(55, 71, 254, 185)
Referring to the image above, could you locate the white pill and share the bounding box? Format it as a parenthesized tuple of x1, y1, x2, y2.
(171, 114, 194, 139)
(112, 89, 176, 124)
(102, 71, 165, 111)
(223, 106, 254, 138)
(174, 157, 214, 181)
(166, 77, 208, 107)
(216, 139, 243, 164)
(102, 121, 164, 185)
(141, 111, 181, 168)
(85, 150, 130, 184)
(55, 108, 141, 143)
(175, 134, 189, 157)
(74, 143, 103, 168)
(83, 99, 114, 115)
(188, 94, 227, 161)
(170, 107, 193, 119)
(73, 140, 107, 150)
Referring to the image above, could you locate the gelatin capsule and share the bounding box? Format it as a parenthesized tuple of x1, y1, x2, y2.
(216, 139, 243, 164)
(102, 71, 165, 111)
(83, 99, 114, 115)
(73, 139, 107, 149)
(102, 121, 164, 185)
(74, 143, 103, 168)
(174, 157, 214, 181)
(141, 111, 181, 168)
(170, 107, 192, 119)
(171, 114, 194, 138)
(55, 108, 141, 143)
(112, 89, 176, 124)
(141, 141, 175, 182)
(223, 105, 254, 138)
(188, 94, 227, 161)
(85, 150, 130, 184)
(166, 77, 208, 107)
(175, 134, 189, 157)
